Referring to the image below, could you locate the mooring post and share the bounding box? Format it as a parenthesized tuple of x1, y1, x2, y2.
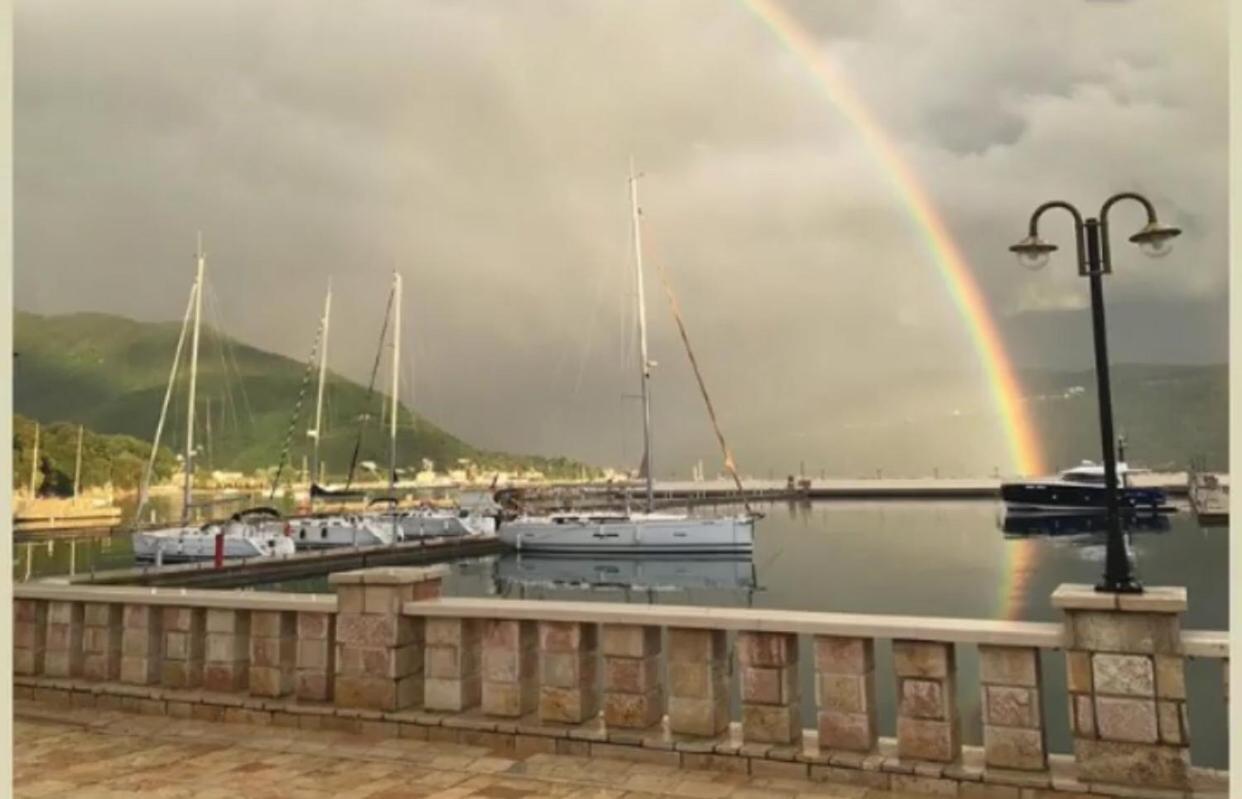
(213, 531, 224, 569)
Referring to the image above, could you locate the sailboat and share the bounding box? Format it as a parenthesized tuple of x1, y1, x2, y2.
(286, 279, 399, 548)
(131, 236, 296, 562)
(367, 272, 496, 539)
(286, 272, 492, 549)
(496, 162, 755, 555)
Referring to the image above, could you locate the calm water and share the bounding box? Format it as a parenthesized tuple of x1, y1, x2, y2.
(14, 499, 1229, 766)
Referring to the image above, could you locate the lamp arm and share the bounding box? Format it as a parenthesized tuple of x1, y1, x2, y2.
(1030, 200, 1087, 273)
(1098, 192, 1157, 272)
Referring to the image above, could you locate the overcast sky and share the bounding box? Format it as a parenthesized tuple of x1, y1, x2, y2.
(16, 0, 1227, 476)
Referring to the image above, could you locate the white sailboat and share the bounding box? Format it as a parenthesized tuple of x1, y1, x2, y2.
(132, 236, 296, 562)
(287, 279, 400, 549)
(288, 272, 492, 547)
(498, 162, 755, 555)
(369, 271, 497, 539)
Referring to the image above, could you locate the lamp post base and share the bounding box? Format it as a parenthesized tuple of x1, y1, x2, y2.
(1094, 576, 1144, 594)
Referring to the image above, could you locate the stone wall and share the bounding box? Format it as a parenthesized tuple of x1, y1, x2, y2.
(10, 576, 1229, 799)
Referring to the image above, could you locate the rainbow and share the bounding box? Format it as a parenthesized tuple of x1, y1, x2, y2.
(740, 0, 1045, 478)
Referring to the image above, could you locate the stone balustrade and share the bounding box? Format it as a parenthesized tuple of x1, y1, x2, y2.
(11, 573, 1229, 799)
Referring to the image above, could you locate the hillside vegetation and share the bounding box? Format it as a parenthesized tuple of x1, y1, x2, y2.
(13, 414, 178, 493)
(1019, 363, 1227, 473)
(14, 311, 593, 481)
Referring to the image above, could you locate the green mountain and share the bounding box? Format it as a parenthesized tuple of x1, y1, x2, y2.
(14, 311, 592, 482)
(1019, 363, 1228, 473)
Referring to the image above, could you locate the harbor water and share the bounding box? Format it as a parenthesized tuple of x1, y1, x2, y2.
(13, 498, 1228, 766)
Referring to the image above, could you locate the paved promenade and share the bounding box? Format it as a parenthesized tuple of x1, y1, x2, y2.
(13, 701, 900, 799)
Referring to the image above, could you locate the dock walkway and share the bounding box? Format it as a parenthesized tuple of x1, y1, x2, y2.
(13, 700, 900, 798)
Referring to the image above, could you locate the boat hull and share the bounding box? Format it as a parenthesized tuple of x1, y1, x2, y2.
(1001, 481, 1166, 512)
(287, 516, 396, 549)
(497, 515, 754, 555)
(133, 525, 296, 562)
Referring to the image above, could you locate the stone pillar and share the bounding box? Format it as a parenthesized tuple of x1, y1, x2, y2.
(121, 603, 163, 685)
(739, 631, 800, 744)
(481, 619, 538, 717)
(538, 621, 598, 724)
(296, 611, 335, 702)
(814, 635, 877, 752)
(14, 599, 46, 676)
(82, 603, 122, 681)
(424, 618, 482, 712)
(250, 611, 297, 698)
(979, 645, 1046, 770)
(330, 566, 443, 712)
(1054, 584, 1190, 791)
(161, 607, 205, 689)
(602, 624, 663, 730)
(893, 639, 960, 762)
(44, 601, 84, 678)
(667, 627, 729, 738)
(204, 609, 250, 692)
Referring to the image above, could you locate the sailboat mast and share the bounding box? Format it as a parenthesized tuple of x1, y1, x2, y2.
(73, 425, 84, 500)
(628, 159, 655, 512)
(183, 234, 205, 523)
(389, 271, 402, 494)
(311, 282, 332, 489)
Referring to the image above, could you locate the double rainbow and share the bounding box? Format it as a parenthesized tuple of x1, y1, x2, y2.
(740, 0, 1045, 478)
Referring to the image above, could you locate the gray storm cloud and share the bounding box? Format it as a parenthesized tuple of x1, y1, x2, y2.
(16, 0, 1227, 477)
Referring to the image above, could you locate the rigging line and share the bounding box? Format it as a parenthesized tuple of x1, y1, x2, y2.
(570, 251, 615, 397)
(344, 286, 395, 491)
(205, 280, 254, 432)
(647, 248, 752, 515)
(134, 281, 197, 526)
(268, 315, 325, 501)
(202, 281, 245, 435)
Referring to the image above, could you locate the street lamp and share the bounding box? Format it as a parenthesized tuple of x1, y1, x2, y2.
(1009, 192, 1181, 594)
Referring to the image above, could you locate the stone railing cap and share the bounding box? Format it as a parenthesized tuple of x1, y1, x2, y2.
(1052, 583, 1187, 613)
(328, 565, 449, 586)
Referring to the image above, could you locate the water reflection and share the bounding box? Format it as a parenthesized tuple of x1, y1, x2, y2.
(1000, 510, 1172, 537)
(490, 554, 759, 605)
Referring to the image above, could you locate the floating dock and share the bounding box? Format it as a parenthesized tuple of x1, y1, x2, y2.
(63, 535, 505, 589)
(1188, 471, 1229, 526)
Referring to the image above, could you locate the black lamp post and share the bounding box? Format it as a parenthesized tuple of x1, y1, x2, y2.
(1009, 192, 1181, 594)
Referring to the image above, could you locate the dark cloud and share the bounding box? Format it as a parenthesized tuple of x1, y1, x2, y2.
(16, 0, 1227, 476)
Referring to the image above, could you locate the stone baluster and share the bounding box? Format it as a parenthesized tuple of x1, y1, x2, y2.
(121, 604, 163, 685)
(14, 599, 46, 676)
(83, 602, 122, 681)
(481, 619, 538, 717)
(893, 639, 960, 762)
(1054, 584, 1191, 791)
(44, 601, 84, 678)
(538, 621, 599, 725)
(331, 566, 443, 712)
(424, 618, 482, 712)
(602, 624, 663, 730)
(161, 607, 205, 689)
(667, 628, 729, 738)
(814, 635, 877, 752)
(979, 644, 1046, 770)
(296, 611, 335, 702)
(204, 609, 250, 692)
(739, 631, 800, 744)
(250, 611, 297, 698)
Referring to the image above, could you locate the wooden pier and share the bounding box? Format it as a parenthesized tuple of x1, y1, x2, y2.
(63, 534, 505, 589)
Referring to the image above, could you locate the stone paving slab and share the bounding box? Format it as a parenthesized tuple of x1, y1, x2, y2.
(13, 700, 901, 798)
